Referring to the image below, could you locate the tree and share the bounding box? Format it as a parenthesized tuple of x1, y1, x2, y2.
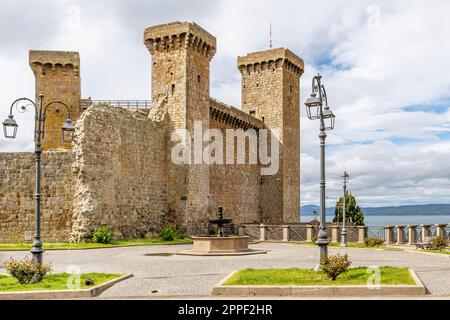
(333, 191, 365, 226)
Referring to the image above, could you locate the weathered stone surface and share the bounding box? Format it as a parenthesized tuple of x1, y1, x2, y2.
(70, 104, 168, 242)
(0, 151, 74, 243)
(29, 50, 81, 151)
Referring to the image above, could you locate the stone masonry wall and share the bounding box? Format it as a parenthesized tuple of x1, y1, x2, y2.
(0, 151, 74, 243)
(29, 51, 81, 151)
(70, 104, 168, 241)
(209, 98, 264, 225)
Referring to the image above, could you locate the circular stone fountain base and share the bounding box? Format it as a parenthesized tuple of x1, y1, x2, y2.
(177, 236, 267, 256)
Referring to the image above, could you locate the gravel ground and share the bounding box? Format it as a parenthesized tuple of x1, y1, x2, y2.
(0, 242, 448, 299)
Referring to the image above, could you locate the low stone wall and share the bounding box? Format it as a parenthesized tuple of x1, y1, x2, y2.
(0, 151, 75, 243)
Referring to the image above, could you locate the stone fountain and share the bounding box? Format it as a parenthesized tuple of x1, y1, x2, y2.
(178, 207, 266, 256)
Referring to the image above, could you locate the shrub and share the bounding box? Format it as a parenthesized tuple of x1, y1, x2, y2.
(3, 257, 52, 284)
(319, 253, 351, 281)
(364, 237, 384, 247)
(160, 226, 180, 241)
(92, 226, 114, 244)
(431, 236, 448, 251)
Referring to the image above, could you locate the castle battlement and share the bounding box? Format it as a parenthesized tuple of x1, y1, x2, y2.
(144, 21, 216, 60)
(29, 50, 80, 76)
(237, 48, 304, 77)
(210, 98, 265, 131)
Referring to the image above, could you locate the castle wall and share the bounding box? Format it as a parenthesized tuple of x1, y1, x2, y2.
(69, 105, 168, 241)
(208, 99, 264, 225)
(0, 151, 74, 243)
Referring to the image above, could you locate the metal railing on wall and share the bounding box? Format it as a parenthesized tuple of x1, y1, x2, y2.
(91, 100, 152, 109)
(367, 226, 385, 240)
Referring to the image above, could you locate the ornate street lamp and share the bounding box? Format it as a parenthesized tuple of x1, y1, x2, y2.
(2, 94, 74, 264)
(304, 74, 336, 263)
(340, 171, 350, 247)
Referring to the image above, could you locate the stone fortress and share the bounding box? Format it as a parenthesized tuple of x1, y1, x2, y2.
(0, 22, 304, 243)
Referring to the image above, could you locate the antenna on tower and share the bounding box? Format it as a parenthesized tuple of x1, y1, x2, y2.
(269, 23, 273, 48)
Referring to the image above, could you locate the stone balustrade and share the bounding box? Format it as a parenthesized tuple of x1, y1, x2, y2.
(239, 224, 365, 243)
(238, 223, 449, 245)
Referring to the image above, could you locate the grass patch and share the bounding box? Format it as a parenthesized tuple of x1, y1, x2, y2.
(223, 267, 415, 286)
(0, 273, 121, 292)
(422, 249, 450, 255)
(0, 237, 192, 251)
(291, 242, 392, 250)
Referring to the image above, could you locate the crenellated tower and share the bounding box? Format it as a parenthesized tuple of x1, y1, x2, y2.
(144, 22, 216, 232)
(29, 50, 81, 151)
(238, 48, 304, 223)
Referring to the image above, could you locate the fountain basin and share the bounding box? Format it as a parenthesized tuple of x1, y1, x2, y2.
(177, 236, 267, 256)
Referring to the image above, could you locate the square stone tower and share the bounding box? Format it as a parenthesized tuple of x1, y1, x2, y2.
(144, 22, 216, 232)
(238, 48, 304, 223)
(29, 50, 81, 150)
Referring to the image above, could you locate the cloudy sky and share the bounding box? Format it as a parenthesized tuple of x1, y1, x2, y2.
(1, 0, 450, 207)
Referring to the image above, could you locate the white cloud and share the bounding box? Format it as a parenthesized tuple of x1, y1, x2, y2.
(1, 0, 450, 206)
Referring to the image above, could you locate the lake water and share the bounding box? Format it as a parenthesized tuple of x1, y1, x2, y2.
(300, 215, 450, 226)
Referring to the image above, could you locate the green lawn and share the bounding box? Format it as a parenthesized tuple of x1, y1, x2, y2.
(422, 249, 450, 255)
(224, 267, 415, 286)
(291, 241, 403, 250)
(0, 273, 122, 292)
(0, 237, 192, 251)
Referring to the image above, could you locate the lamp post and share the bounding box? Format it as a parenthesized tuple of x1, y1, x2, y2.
(340, 171, 350, 247)
(304, 74, 336, 263)
(2, 94, 75, 264)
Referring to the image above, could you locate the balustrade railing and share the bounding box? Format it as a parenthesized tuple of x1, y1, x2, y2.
(91, 100, 152, 109)
(238, 223, 448, 245)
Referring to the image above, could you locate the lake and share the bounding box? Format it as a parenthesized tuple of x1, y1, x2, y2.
(300, 214, 450, 226)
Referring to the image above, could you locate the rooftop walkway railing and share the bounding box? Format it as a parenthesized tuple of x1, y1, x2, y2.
(89, 100, 152, 109)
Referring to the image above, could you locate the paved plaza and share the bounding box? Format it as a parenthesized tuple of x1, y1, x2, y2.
(0, 243, 449, 299)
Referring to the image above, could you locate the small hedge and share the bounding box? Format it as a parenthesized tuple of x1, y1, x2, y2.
(320, 253, 351, 281)
(364, 237, 384, 247)
(431, 236, 448, 251)
(159, 226, 186, 241)
(3, 257, 52, 284)
(92, 226, 114, 244)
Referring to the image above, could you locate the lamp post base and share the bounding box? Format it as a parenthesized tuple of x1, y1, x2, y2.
(31, 240, 44, 265)
(316, 237, 329, 262)
(340, 230, 348, 247)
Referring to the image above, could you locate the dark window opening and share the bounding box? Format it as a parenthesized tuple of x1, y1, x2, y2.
(262, 116, 265, 122)
(197, 75, 201, 83)
(171, 84, 175, 95)
(249, 110, 256, 117)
